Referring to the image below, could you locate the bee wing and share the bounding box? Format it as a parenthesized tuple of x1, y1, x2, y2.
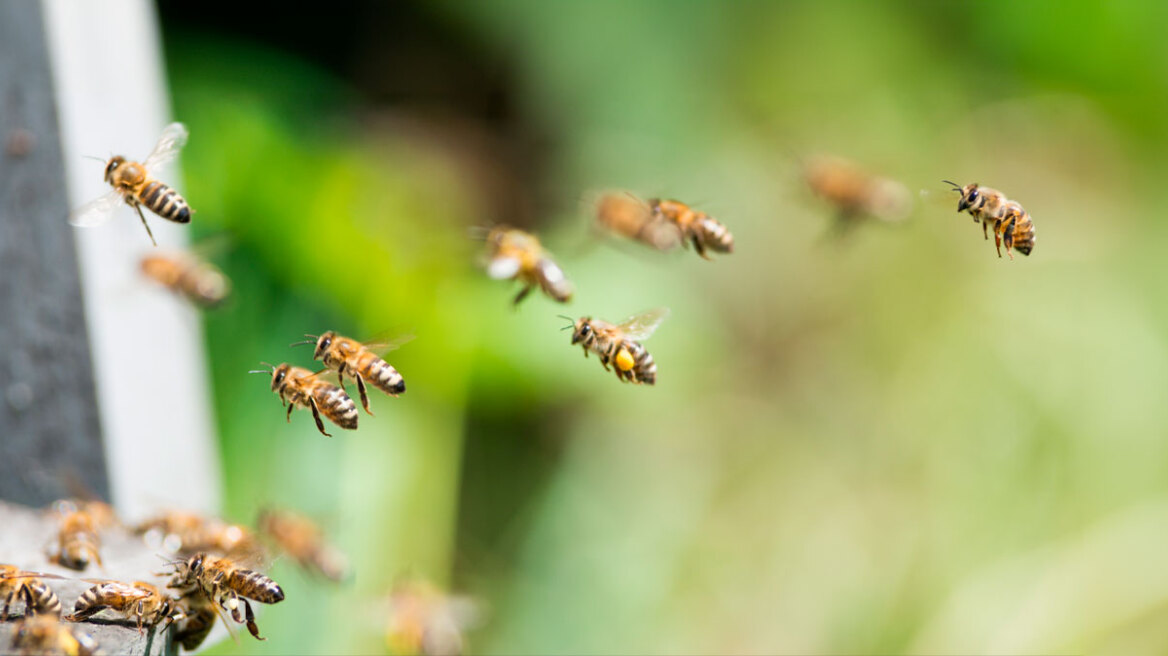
(486, 255, 522, 280)
(142, 122, 189, 171)
(361, 334, 416, 354)
(617, 307, 670, 341)
(68, 189, 123, 227)
(0, 571, 68, 581)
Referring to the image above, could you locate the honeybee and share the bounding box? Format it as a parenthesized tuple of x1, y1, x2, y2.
(134, 511, 262, 561)
(69, 123, 192, 246)
(67, 581, 174, 634)
(647, 198, 734, 259)
(0, 566, 62, 618)
(46, 501, 104, 571)
(166, 553, 285, 642)
(10, 615, 100, 656)
(593, 192, 682, 251)
(385, 579, 480, 656)
(252, 363, 358, 437)
(944, 181, 1036, 258)
(566, 308, 669, 385)
(301, 331, 408, 416)
(804, 156, 912, 227)
(140, 253, 231, 308)
(257, 508, 349, 582)
(484, 227, 573, 305)
(169, 587, 217, 651)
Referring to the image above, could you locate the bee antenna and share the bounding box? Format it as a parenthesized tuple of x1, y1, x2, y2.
(942, 180, 961, 191)
(81, 154, 106, 163)
(289, 338, 316, 347)
(248, 362, 275, 374)
(557, 314, 576, 330)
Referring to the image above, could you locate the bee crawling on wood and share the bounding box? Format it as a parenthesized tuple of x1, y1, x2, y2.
(165, 553, 285, 642)
(565, 307, 668, 385)
(10, 614, 101, 656)
(944, 180, 1036, 259)
(66, 581, 176, 635)
(46, 500, 108, 571)
(0, 565, 62, 618)
(251, 362, 359, 437)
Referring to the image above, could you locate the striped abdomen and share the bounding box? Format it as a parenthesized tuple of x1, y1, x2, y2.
(1006, 209, 1035, 256)
(694, 214, 734, 254)
(224, 568, 285, 605)
(137, 180, 191, 224)
(311, 384, 359, 430)
(354, 351, 406, 396)
(22, 581, 61, 616)
(70, 583, 125, 620)
(618, 340, 657, 385)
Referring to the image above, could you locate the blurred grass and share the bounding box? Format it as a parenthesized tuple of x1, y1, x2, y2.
(163, 1, 1168, 654)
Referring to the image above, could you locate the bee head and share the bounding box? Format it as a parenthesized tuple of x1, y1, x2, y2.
(271, 363, 291, 391)
(952, 182, 981, 213)
(313, 331, 336, 360)
(104, 156, 125, 183)
(570, 318, 593, 345)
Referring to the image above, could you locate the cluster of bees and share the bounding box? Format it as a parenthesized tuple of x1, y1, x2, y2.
(40, 123, 1040, 652)
(0, 499, 350, 654)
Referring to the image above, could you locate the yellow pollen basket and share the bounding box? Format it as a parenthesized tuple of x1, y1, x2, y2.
(615, 348, 636, 371)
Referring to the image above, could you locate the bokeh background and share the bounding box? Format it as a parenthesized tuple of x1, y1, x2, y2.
(153, 1, 1168, 654)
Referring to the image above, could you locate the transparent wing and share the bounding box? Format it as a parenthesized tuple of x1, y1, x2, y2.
(487, 255, 522, 280)
(617, 307, 670, 341)
(69, 189, 124, 227)
(362, 334, 416, 353)
(143, 122, 189, 171)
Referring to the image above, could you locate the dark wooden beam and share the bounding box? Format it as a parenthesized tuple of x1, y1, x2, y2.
(0, 0, 108, 505)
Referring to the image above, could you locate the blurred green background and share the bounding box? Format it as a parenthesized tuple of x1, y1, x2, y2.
(157, 1, 1168, 654)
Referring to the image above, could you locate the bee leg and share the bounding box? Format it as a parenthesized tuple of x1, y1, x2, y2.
(982, 219, 989, 240)
(241, 599, 266, 641)
(285, 402, 294, 423)
(992, 220, 1003, 258)
(692, 234, 711, 260)
(512, 284, 533, 306)
(136, 601, 145, 634)
(131, 202, 158, 247)
(355, 375, 373, 416)
(308, 398, 332, 437)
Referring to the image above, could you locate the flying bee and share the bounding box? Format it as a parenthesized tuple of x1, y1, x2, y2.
(297, 331, 409, 416)
(251, 363, 358, 437)
(0, 565, 62, 618)
(385, 579, 480, 656)
(804, 156, 912, 230)
(257, 508, 349, 582)
(134, 510, 262, 561)
(647, 198, 734, 259)
(166, 553, 285, 642)
(46, 501, 104, 571)
(593, 192, 682, 251)
(565, 307, 669, 385)
(170, 587, 217, 651)
(483, 226, 573, 305)
(69, 123, 192, 246)
(67, 581, 174, 635)
(140, 252, 231, 308)
(944, 181, 1036, 259)
(10, 615, 100, 656)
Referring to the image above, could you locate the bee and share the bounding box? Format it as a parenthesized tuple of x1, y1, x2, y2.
(484, 227, 573, 305)
(804, 156, 911, 227)
(167, 553, 285, 642)
(252, 363, 358, 437)
(566, 308, 669, 385)
(67, 581, 174, 634)
(257, 508, 349, 582)
(0, 566, 62, 618)
(10, 615, 100, 656)
(385, 579, 480, 656)
(647, 198, 734, 259)
(593, 192, 683, 251)
(140, 253, 231, 308)
(134, 511, 262, 561)
(169, 587, 217, 651)
(69, 123, 192, 246)
(944, 181, 1036, 258)
(46, 501, 103, 571)
(298, 331, 408, 416)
